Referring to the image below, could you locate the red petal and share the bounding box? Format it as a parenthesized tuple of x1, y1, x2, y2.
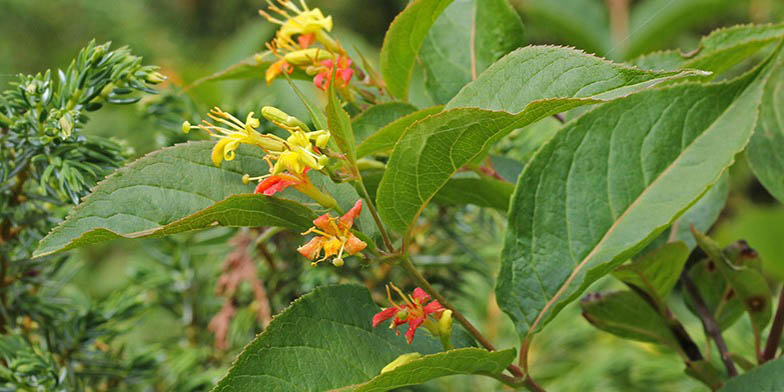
(255, 176, 295, 196)
(313, 73, 329, 90)
(412, 288, 431, 304)
(338, 68, 353, 85)
(340, 199, 363, 228)
(372, 307, 398, 328)
(405, 317, 424, 344)
(423, 300, 444, 315)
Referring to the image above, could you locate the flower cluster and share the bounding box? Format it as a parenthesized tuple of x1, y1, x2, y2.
(183, 106, 337, 207)
(373, 284, 452, 345)
(260, 0, 354, 91)
(298, 199, 367, 266)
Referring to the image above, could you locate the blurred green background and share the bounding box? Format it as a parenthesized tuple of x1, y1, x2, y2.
(2, 0, 783, 391)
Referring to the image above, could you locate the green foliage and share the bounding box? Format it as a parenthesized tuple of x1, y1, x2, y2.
(420, 0, 525, 103)
(7, 2, 784, 391)
(34, 142, 314, 257)
(356, 105, 444, 158)
(351, 102, 418, 145)
(377, 46, 702, 234)
(720, 357, 784, 391)
(497, 53, 776, 339)
(747, 44, 784, 203)
(613, 242, 690, 303)
(580, 291, 682, 350)
(214, 285, 458, 391)
(355, 348, 515, 392)
(632, 23, 784, 75)
(380, 0, 454, 100)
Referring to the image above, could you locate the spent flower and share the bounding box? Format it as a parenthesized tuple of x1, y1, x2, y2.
(372, 284, 449, 344)
(298, 199, 367, 266)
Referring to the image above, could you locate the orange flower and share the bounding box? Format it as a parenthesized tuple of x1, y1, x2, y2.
(297, 199, 366, 266)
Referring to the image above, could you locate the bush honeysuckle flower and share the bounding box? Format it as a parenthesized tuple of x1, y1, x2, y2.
(182, 107, 286, 167)
(298, 199, 367, 266)
(313, 56, 354, 91)
(261, 0, 354, 90)
(185, 106, 339, 209)
(372, 284, 448, 344)
(260, 0, 333, 47)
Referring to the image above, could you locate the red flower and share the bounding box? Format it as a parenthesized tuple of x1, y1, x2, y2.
(254, 168, 312, 196)
(297, 199, 367, 265)
(313, 56, 354, 91)
(373, 285, 445, 344)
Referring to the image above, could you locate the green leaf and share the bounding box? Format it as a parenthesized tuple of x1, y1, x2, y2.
(214, 284, 462, 392)
(632, 23, 784, 77)
(624, 0, 740, 59)
(497, 51, 777, 340)
(34, 142, 315, 257)
(420, 0, 525, 103)
(720, 356, 784, 392)
(692, 229, 772, 343)
(646, 172, 730, 252)
(581, 291, 681, 350)
(361, 170, 511, 211)
(356, 105, 444, 158)
(351, 102, 418, 145)
(352, 348, 515, 392)
(377, 46, 705, 234)
(613, 242, 690, 303)
(519, 0, 610, 56)
(326, 80, 357, 167)
(434, 174, 514, 211)
(380, 0, 455, 100)
(747, 42, 784, 203)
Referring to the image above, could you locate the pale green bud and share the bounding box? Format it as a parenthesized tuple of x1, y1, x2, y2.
(380, 353, 422, 374)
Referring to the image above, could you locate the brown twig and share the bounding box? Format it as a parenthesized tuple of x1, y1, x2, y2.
(681, 272, 738, 377)
(762, 285, 784, 361)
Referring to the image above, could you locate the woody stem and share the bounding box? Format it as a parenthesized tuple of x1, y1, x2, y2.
(398, 255, 529, 382)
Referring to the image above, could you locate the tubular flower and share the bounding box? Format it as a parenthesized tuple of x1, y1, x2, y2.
(182, 107, 286, 167)
(313, 56, 354, 91)
(298, 199, 366, 266)
(260, 0, 333, 45)
(253, 168, 309, 196)
(372, 284, 446, 344)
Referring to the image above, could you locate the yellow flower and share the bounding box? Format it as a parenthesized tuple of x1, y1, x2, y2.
(183, 107, 286, 167)
(260, 1, 333, 45)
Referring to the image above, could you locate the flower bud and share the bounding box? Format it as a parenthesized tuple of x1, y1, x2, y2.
(438, 310, 453, 338)
(315, 133, 330, 149)
(380, 353, 421, 374)
(283, 48, 333, 66)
